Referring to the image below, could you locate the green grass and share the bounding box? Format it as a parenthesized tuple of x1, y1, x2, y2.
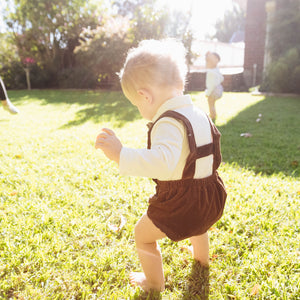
(0, 90, 299, 299)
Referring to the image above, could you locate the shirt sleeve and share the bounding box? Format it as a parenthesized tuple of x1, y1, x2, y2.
(119, 118, 185, 180)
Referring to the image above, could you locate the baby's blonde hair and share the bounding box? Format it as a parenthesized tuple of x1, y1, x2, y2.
(119, 39, 187, 97)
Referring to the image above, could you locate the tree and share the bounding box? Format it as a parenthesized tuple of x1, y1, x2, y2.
(75, 15, 132, 88)
(0, 33, 24, 89)
(262, 0, 300, 93)
(213, 5, 245, 42)
(2, 0, 199, 89)
(77, 0, 198, 87)
(0, 33, 18, 66)
(113, 0, 168, 43)
(268, 0, 300, 60)
(74, 0, 172, 89)
(5, 0, 101, 87)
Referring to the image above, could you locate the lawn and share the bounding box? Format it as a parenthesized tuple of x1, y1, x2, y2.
(0, 90, 299, 299)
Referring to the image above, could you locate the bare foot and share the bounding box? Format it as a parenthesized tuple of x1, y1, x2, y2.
(129, 272, 164, 292)
(130, 272, 147, 290)
(2, 99, 19, 114)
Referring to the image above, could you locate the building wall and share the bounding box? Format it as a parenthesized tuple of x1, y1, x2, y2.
(243, 0, 267, 87)
(188, 0, 269, 92)
(186, 72, 245, 92)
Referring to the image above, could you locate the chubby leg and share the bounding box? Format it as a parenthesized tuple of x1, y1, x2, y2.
(207, 96, 216, 121)
(189, 232, 209, 267)
(131, 213, 166, 292)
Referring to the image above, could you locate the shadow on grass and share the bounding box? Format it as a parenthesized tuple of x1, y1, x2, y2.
(59, 94, 140, 128)
(181, 262, 210, 300)
(219, 95, 299, 177)
(131, 262, 209, 300)
(10, 89, 141, 128)
(132, 290, 162, 300)
(9, 90, 299, 176)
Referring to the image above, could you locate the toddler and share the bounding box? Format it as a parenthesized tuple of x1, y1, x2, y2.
(205, 51, 224, 121)
(95, 39, 227, 292)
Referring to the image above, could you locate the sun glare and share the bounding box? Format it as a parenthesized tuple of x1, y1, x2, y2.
(157, 0, 234, 39)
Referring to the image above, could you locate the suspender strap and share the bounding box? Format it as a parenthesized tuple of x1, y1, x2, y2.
(206, 115, 222, 173)
(147, 110, 218, 179)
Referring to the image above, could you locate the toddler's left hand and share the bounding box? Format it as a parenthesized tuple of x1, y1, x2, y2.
(95, 128, 122, 164)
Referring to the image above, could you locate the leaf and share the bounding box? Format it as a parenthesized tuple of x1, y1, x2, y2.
(211, 254, 219, 261)
(210, 227, 218, 231)
(250, 283, 260, 296)
(107, 215, 126, 233)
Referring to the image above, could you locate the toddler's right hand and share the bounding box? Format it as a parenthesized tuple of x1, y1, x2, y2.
(95, 128, 122, 164)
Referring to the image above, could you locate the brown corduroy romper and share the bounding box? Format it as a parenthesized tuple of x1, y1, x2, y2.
(146, 110, 227, 242)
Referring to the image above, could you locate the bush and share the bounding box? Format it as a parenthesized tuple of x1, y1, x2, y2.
(57, 66, 98, 89)
(29, 64, 58, 88)
(0, 62, 60, 90)
(0, 62, 26, 90)
(291, 65, 300, 92)
(261, 47, 300, 93)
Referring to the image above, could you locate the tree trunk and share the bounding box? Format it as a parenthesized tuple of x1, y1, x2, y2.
(24, 68, 31, 90)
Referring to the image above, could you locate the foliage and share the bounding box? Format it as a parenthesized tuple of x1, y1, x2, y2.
(262, 48, 300, 93)
(4, 0, 101, 87)
(262, 0, 300, 93)
(114, 0, 168, 42)
(0, 90, 299, 299)
(114, 0, 198, 74)
(162, 9, 197, 70)
(212, 4, 245, 42)
(57, 66, 98, 89)
(0, 61, 26, 89)
(0, 33, 24, 89)
(2, 0, 199, 89)
(0, 33, 18, 67)
(75, 0, 197, 89)
(1, 61, 61, 89)
(74, 15, 132, 89)
(268, 0, 300, 59)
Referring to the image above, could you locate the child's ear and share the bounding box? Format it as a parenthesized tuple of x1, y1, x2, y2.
(137, 88, 153, 104)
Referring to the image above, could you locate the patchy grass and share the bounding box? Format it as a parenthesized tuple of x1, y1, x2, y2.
(0, 90, 299, 299)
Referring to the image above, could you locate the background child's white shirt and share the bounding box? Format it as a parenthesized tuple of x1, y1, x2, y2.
(119, 95, 213, 181)
(205, 68, 224, 97)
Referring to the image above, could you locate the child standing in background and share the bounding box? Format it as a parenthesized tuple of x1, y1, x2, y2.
(205, 52, 224, 122)
(0, 76, 19, 114)
(95, 39, 226, 292)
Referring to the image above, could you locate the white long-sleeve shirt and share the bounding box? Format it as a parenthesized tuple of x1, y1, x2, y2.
(205, 68, 224, 97)
(119, 95, 214, 181)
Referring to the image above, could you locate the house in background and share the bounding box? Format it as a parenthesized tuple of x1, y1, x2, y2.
(188, 40, 245, 91)
(188, 0, 275, 91)
(244, 0, 277, 88)
(243, 0, 266, 87)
